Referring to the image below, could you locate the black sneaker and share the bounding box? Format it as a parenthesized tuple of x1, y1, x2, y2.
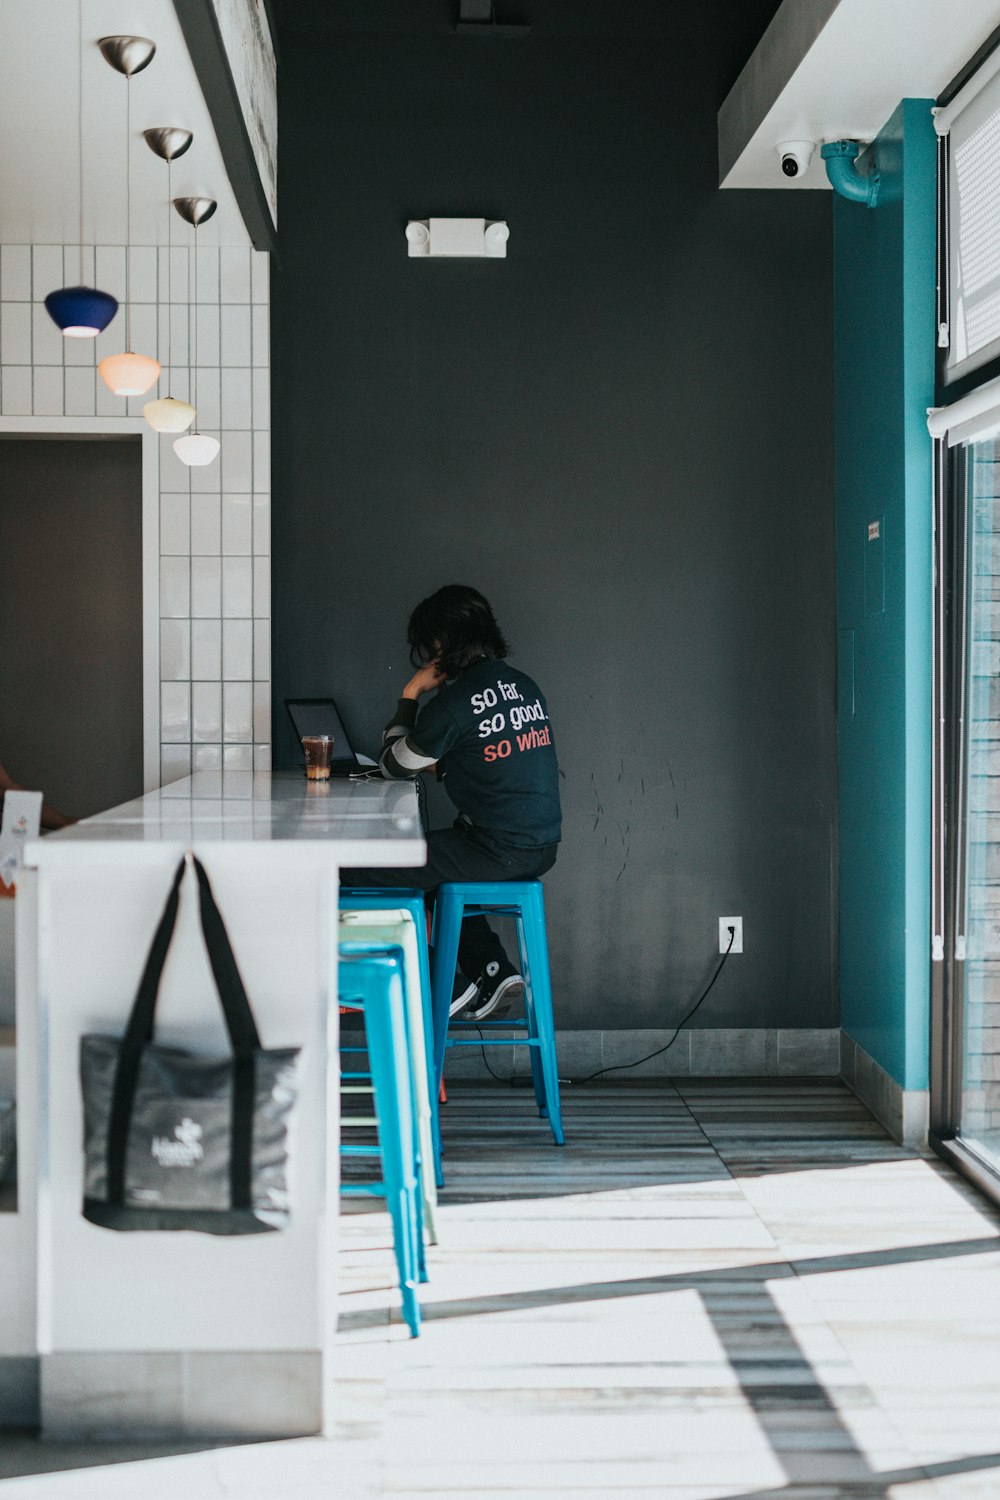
(457, 957, 525, 1021)
(449, 970, 479, 1017)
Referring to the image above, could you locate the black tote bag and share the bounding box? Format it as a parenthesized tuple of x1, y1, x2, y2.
(80, 854, 301, 1234)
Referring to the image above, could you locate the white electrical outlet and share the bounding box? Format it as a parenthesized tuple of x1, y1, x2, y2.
(719, 917, 743, 954)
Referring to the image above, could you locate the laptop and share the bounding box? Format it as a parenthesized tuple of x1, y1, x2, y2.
(284, 698, 378, 778)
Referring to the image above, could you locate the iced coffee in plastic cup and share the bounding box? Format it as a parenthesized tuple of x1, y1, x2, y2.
(302, 734, 335, 780)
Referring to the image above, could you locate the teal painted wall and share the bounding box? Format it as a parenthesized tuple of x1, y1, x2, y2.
(834, 100, 936, 1090)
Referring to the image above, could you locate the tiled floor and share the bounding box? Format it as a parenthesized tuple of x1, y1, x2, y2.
(2, 1079, 1000, 1498)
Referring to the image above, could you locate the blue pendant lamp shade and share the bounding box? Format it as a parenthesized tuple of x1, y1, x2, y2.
(45, 5, 123, 339)
(44, 285, 118, 339)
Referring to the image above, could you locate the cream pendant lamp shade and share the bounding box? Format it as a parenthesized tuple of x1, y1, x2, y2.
(144, 395, 196, 432)
(173, 431, 220, 466)
(98, 350, 161, 396)
(97, 34, 160, 400)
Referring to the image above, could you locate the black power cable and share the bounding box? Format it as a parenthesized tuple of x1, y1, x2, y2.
(567, 926, 736, 1083)
(477, 1025, 510, 1082)
(472, 925, 737, 1087)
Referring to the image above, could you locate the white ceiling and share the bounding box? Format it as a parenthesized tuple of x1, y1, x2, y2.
(0, 0, 251, 248)
(720, 0, 1000, 189)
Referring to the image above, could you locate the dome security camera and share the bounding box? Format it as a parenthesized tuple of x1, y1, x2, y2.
(776, 140, 816, 179)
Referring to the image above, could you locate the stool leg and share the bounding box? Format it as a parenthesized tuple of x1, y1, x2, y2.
(516, 909, 548, 1116)
(382, 962, 429, 1288)
(430, 888, 464, 1091)
(523, 886, 565, 1147)
(341, 939, 432, 1258)
(364, 970, 422, 1336)
(415, 912, 445, 1189)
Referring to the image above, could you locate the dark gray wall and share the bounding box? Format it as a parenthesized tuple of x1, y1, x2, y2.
(0, 437, 143, 819)
(271, 1, 838, 1029)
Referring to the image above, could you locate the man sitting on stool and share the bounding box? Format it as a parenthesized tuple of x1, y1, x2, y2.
(340, 585, 561, 1019)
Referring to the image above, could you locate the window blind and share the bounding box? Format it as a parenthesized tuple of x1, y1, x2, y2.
(927, 369, 1000, 446)
(938, 46, 1000, 384)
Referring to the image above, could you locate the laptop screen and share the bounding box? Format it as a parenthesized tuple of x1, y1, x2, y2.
(284, 698, 358, 765)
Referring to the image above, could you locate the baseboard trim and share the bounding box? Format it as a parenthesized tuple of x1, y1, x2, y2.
(39, 1350, 321, 1439)
(444, 1027, 842, 1080)
(839, 1032, 929, 1148)
(0, 1355, 39, 1427)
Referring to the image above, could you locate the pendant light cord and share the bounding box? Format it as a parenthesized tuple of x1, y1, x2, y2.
(125, 74, 131, 351)
(166, 161, 172, 390)
(191, 227, 198, 413)
(78, 0, 84, 283)
(186, 242, 193, 408)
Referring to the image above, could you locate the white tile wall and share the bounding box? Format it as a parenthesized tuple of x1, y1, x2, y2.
(160, 620, 191, 681)
(223, 619, 253, 680)
(192, 619, 222, 680)
(192, 682, 222, 742)
(223, 556, 253, 618)
(222, 492, 252, 554)
(194, 744, 223, 770)
(223, 682, 253, 743)
(191, 492, 221, 554)
(0, 243, 272, 787)
(160, 493, 191, 555)
(192, 556, 222, 617)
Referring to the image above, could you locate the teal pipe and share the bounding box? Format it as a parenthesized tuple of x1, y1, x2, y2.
(821, 140, 880, 208)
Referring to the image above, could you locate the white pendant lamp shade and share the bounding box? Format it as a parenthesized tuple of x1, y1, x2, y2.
(171, 195, 220, 468)
(98, 350, 161, 396)
(143, 395, 195, 433)
(173, 431, 220, 466)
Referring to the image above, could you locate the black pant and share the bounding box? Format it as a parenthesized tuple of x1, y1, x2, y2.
(340, 821, 557, 980)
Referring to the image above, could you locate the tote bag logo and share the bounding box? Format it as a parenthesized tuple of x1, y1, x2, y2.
(151, 1117, 204, 1168)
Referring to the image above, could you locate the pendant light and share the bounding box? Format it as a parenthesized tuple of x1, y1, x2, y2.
(44, 0, 119, 338)
(142, 127, 195, 433)
(172, 196, 220, 467)
(97, 35, 161, 398)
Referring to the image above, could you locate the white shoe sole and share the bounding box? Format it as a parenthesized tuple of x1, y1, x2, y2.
(462, 973, 525, 1022)
(449, 977, 480, 1017)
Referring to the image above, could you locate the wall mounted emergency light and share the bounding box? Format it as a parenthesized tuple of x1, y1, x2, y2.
(405, 218, 510, 258)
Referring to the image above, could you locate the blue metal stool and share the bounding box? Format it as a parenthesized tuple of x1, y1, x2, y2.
(341, 888, 443, 1187)
(340, 913, 439, 1245)
(430, 880, 565, 1146)
(338, 949, 422, 1338)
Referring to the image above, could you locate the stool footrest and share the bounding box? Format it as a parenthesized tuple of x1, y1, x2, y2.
(449, 1018, 528, 1029)
(446, 1036, 541, 1048)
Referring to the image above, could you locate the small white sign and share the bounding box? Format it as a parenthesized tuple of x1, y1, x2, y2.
(868, 520, 881, 541)
(0, 790, 42, 889)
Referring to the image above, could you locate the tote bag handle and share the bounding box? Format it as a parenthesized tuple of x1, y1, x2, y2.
(125, 854, 261, 1054)
(105, 855, 261, 1211)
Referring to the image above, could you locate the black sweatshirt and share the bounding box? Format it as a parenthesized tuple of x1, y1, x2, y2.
(379, 658, 561, 849)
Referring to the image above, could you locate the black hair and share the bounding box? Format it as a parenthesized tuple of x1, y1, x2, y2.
(407, 585, 511, 680)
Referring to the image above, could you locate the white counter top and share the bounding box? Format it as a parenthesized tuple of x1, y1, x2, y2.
(27, 771, 426, 867)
